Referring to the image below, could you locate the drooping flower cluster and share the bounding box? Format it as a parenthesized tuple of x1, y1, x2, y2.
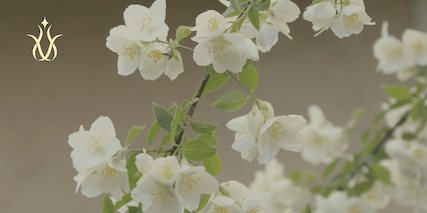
(106, 0, 184, 81)
(303, 0, 374, 38)
(373, 22, 427, 81)
(227, 101, 306, 164)
(250, 159, 312, 213)
(131, 154, 219, 213)
(68, 116, 129, 200)
(300, 105, 349, 166)
(201, 180, 265, 213)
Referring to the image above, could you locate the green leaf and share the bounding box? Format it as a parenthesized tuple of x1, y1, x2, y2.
(238, 64, 259, 93)
(402, 132, 417, 141)
(224, 10, 241, 18)
(323, 159, 340, 180)
(162, 132, 171, 146)
(302, 206, 311, 213)
(195, 133, 218, 147)
(125, 126, 145, 147)
(182, 139, 217, 161)
(202, 153, 221, 177)
(176, 25, 192, 43)
(361, 130, 371, 144)
(190, 121, 217, 134)
(126, 151, 144, 179)
(202, 73, 230, 96)
(210, 91, 249, 112)
(204, 64, 217, 75)
(302, 170, 317, 184)
(353, 180, 375, 196)
(311, 0, 327, 5)
(194, 194, 211, 212)
(170, 104, 184, 145)
(102, 194, 114, 213)
(219, 185, 230, 197)
(289, 169, 303, 184)
(382, 85, 411, 101)
(230, 16, 246, 33)
(153, 103, 174, 132)
(254, 0, 270, 11)
(370, 164, 392, 185)
(127, 206, 138, 213)
(373, 110, 386, 125)
(411, 99, 423, 121)
(248, 6, 260, 30)
(230, 0, 241, 11)
(129, 174, 141, 190)
(147, 121, 160, 148)
(417, 65, 427, 76)
(114, 193, 132, 211)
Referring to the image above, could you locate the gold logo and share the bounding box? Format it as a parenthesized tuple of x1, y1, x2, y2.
(27, 17, 63, 61)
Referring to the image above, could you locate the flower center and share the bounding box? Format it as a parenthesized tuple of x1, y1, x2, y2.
(184, 175, 200, 192)
(346, 13, 359, 24)
(101, 165, 118, 180)
(135, 14, 153, 33)
(150, 186, 168, 205)
(390, 46, 402, 57)
(140, 166, 149, 175)
(309, 135, 322, 147)
(160, 165, 172, 180)
(207, 17, 220, 32)
(413, 42, 423, 55)
(214, 205, 228, 213)
(247, 205, 260, 213)
(87, 138, 105, 154)
(121, 45, 138, 59)
(412, 148, 424, 159)
(267, 122, 285, 140)
(365, 193, 376, 200)
(349, 206, 360, 213)
(148, 50, 163, 63)
(208, 38, 230, 60)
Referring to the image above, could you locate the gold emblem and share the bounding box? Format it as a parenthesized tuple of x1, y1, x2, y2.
(27, 17, 63, 61)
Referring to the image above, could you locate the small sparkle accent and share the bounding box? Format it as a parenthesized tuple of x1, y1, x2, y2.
(41, 17, 49, 29)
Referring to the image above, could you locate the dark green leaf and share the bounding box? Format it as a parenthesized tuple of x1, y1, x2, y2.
(371, 164, 392, 185)
(204, 64, 217, 75)
(102, 194, 114, 213)
(202, 153, 221, 177)
(248, 6, 260, 30)
(125, 126, 145, 147)
(402, 132, 417, 141)
(153, 103, 174, 132)
(254, 0, 270, 11)
(127, 206, 138, 213)
(352, 180, 375, 196)
(238, 64, 259, 93)
(230, 0, 241, 11)
(176, 25, 193, 43)
(210, 91, 249, 112)
(323, 159, 339, 180)
(147, 121, 160, 148)
(417, 65, 427, 76)
(182, 139, 217, 161)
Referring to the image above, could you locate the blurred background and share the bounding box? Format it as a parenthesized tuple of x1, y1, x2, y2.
(0, 0, 426, 212)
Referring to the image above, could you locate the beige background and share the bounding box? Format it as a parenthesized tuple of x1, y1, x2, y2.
(0, 0, 426, 212)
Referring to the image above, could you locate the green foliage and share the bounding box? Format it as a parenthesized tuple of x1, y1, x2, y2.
(402, 132, 417, 141)
(153, 103, 174, 132)
(230, 15, 246, 33)
(176, 26, 192, 43)
(126, 151, 144, 179)
(370, 164, 392, 185)
(162, 132, 172, 146)
(190, 121, 217, 134)
(147, 121, 160, 148)
(289, 169, 303, 184)
(102, 194, 114, 213)
(230, 0, 241, 11)
(352, 179, 375, 196)
(323, 159, 340, 180)
(254, 0, 270, 11)
(129, 174, 141, 190)
(311, 185, 332, 197)
(125, 126, 145, 147)
(302, 206, 311, 213)
(202, 72, 230, 96)
(289, 169, 317, 184)
(194, 194, 211, 212)
(219, 185, 230, 197)
(127, 206, 138, 213)
(182, 139, 217, 161)
(248, 6, 260, 30)
(204, 64, 216, 75)
(114, 193, 132, 211)
(211, 91, 249, 112)
(417, 65, 427, 76)
(382, 85, 411, 101)
(373, 110, 386, 125)
(361, 130, 372, 144)
(411, 99, 423, 121)
(238, 64, 259, 93)
(195, 133, 218, 147)
(311, 0, 327, 5)
(202, 153, 221, 177)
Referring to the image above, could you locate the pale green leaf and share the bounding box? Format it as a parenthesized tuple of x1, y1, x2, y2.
(202, 73, 230, 96)
(114, 193, 132, 211)
(102, 194, 114, 213)
(202, 153, 221, 177)
(176, 25, 192, 43)
(125, 126, 145, 147)
(382, 85, 411, 101)
(210, 91, 249, 112)
(190, 121, 217, 134)
(147, 121, 160, 148)
(238, 64, 259, 93)
(323, 159, 339, 180)
(248, 6, 260, 30)
(182, 139, 217, 161)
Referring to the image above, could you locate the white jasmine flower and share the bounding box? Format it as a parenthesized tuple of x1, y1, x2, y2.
(331, 0, 374, 38)
(384, 104, 411, 128)
(202, 195, 241, 213)
(139, 43, 168, 80)
(343, 197, 375, 213)
(123, 1, 169, 42)
(74, 160, 129, 200)
(257, 115, 306, 164)
(313, 191, 347, 213)
(110, 197, 139, 213)
(106, 25, 143, 76)
(303, 1, 336, 36)
(361, 181, 391, 210)
(68, 116, 122, 174)
(402, 28, 427, 66)
(192, 10, 227, 37)
(175, 164, 220, 211)
(373, 22, 407, 74)
(135, 148, 154, 175)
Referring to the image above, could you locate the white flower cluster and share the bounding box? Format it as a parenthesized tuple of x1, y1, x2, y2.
(106, 0, 184, 81)
(374, 22, 427, 81)
(68, 116, 129, 200)
(250, 159, 312, 213)
(313, 191, 375, 213)
(131, 154, 219, 213)
(201, 180, 265, 213)
(379, 118, 427, 212)
(226, 101, 307, 164)
(303, 0, 374, 38)
(300, 105, 349, 166)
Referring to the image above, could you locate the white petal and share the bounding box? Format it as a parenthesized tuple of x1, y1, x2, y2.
(165, 52, 184, 81)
